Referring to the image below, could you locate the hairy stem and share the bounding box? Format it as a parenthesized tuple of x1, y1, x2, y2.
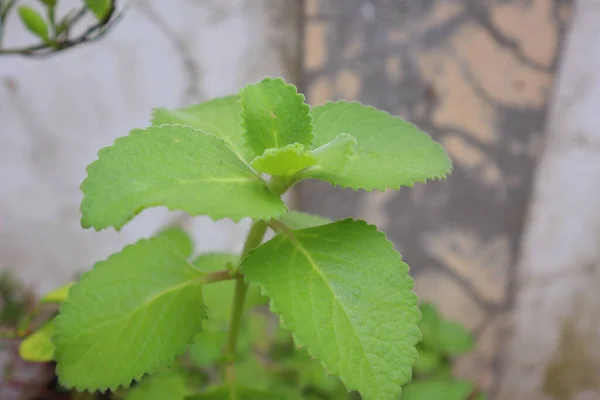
(223, 219, 269, 384)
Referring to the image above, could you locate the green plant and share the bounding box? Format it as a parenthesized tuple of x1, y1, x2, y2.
(402, 303, 485, 400)
(0, 0, 122, 56)
(15, 77, 454, 399)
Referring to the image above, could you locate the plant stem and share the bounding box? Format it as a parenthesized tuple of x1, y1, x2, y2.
(223, 219, 269, 384)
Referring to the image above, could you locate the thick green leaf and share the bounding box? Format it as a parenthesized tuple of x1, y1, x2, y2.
(251, 143, 316, 176)
(438, 320, 473, 355)
(242, 219, 421, 399)
(19, 320, 55, 362)
(239, 77, 314, 157)
(40, 282, 74, 304)
(53, 237, 206, 391)
(18, 6, 49, 41)
(300, 133, 357, 181)
(402, 379, 474, 400)
(279, 211, 331, 229)
(157, 226, 194, 258)
(309, 101, 452, 190)
(84, 0, 112, 21)
(125, 370, 190, 400)
(81, 125, 286, 230)
(151, 95, 251, 163)
(187, 385, 287, 400)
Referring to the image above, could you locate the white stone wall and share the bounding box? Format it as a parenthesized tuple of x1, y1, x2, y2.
(0, 0, 300, 295)
(499, 1, 600, 398)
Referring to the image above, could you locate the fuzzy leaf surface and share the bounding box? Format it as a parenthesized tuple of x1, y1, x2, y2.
(151, 95, 251, 163)
(53, 237, 206, 391)
(19, 320, 55, 362)
(251, 144, 316, 176)
(310, 101, 452, 190)
(239, 77, 314, 157)
(299, 133, 357, 181)
(242, 219, 421, 399)
(81, 125, 286, 230)
(278, 211, 331, 229)
(124, 370, 190, 400)
(157, 226, 194, 258)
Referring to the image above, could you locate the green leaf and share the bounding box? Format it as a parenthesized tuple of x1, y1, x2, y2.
(81, 125, 286, 231)
(242, 219, 421, 399)
(279, 211, 331, 230)
(125, 370, 190, 400)
(84, 0, 112, 21)
(151, 95, 252, 163)
(192, 253, 266, 326)
(438, 320, 473, 355)
(239, 77, 314, 157)
(413, 347, 443, 376)
(53, 237, 206, 391)
(18, 6, 49, 42)
(418, 303, 442, 350)
(308, 101, 452, 191)
(40, 282, 74, 304)
(157, 226, 194, 258)
(187, 385, 287, 400)
(402, 380, 474, 400)
(19, 320, 55, 362)
(300, 133, 357, 181)
(251, 143, 316, 176)
(189, 331, 226, 366)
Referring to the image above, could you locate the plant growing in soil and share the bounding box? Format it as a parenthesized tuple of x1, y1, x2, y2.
(17, 77, 454, 399)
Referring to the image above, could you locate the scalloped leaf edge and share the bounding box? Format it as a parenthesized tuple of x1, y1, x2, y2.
(79, 124, 287, 232)
(52, 237, 206, 393)
(310, 100, 454, 192)
(242, 218, 422, 398)
(238, 77, 315, 158)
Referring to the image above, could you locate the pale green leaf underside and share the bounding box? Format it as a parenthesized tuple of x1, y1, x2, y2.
(124, 370, 191, 400)
(310, 101, 452, 191)
(240, 77, 314, 157)
(41, 282, 74, 304)
(151, 95, 251, 163)
(251, 143, 317, 176)
(278, 211, 331, 229)
(19, 320, 55, 362)
(299, 133, 357, 181)
(53, 237, 206, 392)
(242, 219, 421, 400)
(81, 125, 286, 231)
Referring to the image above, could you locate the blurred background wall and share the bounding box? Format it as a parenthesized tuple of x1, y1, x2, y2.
(4, 0, 600, 399)
(0, 0, 301, 294)
(300, 0, 574, 398)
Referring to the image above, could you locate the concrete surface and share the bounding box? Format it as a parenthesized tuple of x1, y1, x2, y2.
(0, 0, 302, 295)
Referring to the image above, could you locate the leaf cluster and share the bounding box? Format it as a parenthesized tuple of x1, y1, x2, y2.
(15, 77, 454, 399)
